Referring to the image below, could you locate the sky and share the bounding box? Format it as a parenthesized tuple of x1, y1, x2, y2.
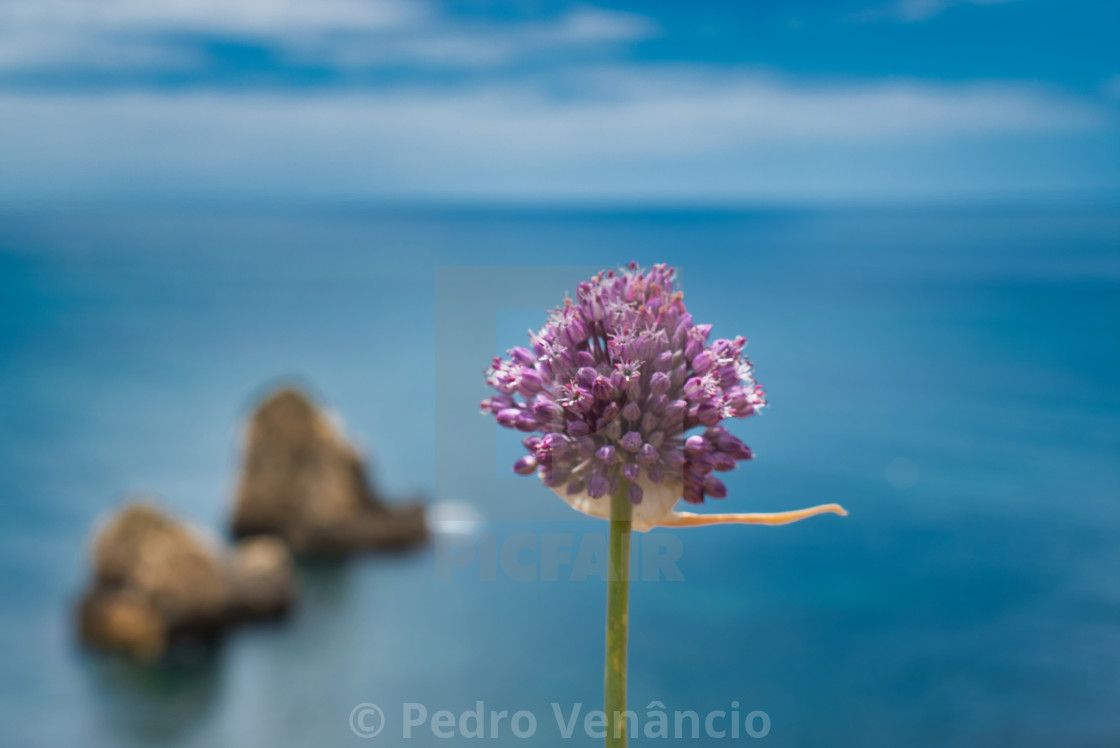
(0, 0, 1117, 205)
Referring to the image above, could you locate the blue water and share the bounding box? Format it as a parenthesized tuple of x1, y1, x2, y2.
(1, 206, 1118, 747)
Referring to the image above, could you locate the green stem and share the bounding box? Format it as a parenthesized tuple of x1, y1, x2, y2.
(605, 484, 632, 748)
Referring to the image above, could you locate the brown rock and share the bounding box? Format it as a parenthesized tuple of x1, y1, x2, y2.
(78, 590, 166, 661)
(228, 536, 294, 620)
(231, 387, 427, 555)
(77, 502, 296, 660)
(90, 503, 232, 627)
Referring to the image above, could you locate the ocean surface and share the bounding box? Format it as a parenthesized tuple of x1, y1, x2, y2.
(0, 205, 1118, 747)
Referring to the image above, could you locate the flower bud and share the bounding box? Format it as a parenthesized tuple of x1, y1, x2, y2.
(532, 397, 563, 422)
(683, 377, 703, 400)
(663, 400, 687, 421)
(703, 475, 728, 499)
(685, 435, 711, 453)
(627, 482, 644, 505)
(712, 430, 752, 459)
(696, 401, 721, 426)
(690, 452, 715, 471)
(637, 443, 659, 465)
(592, 376, 615, 401)
(510, 346, 535, 366)
(670, 363, 688, 387)
(684, 337, 702, 360)
(543, 432, 572, 454)
(515, 412, 539, 432)
(517, 368, 543, 395)
(587, 474, 610, 499)
(683, 483, 703, 504)
(568, 420, 591, 437)
(576, 366, 598, 388)
(576, 436, 597, 455)
(712, 453, 737, 471)
(484, 395, 514, 413)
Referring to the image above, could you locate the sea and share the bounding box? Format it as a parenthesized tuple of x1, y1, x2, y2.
(0, 204, 1117, 747)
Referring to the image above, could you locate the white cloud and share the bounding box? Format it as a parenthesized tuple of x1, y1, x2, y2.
(860, 0, 1019, 23)
(296, 7, 654, 69)
(0, 0, 420, 70)
(0, 68, 1108, 202)
(0, 0, 651, 72)
(0, 0, 418, 38)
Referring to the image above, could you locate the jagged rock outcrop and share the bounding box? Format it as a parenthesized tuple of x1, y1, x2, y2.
(77, 502, 294, 661)
(231, 387, 427, 555)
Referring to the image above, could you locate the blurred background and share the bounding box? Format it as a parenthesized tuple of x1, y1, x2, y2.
(1, 1, 1118, 746)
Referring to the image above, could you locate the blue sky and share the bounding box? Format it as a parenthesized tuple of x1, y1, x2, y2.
(0, 0, 1116, 204)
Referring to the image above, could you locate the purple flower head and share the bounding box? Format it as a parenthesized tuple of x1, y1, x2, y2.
(482, 263, 776, 528)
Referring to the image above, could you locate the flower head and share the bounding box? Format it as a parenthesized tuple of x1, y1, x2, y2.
(482, 262, 845, 530)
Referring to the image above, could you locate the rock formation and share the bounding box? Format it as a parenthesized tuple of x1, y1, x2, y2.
(78, 502, 294, 661)
(231, 387, 427, 555)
